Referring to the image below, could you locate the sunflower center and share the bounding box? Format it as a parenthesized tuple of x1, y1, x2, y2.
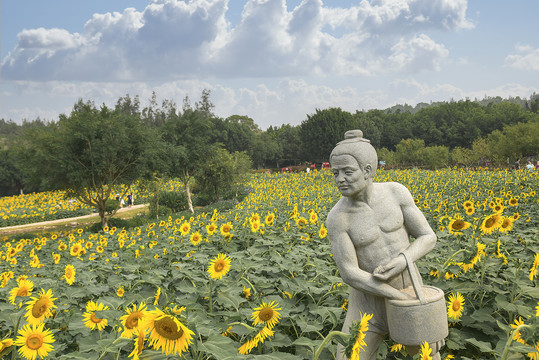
(31, 299, 48, 318)
(452, 302, 461, 312)
(26, 334, 43, 350)
(17, 288, 29, 297)
(126, 313, 143, 329)
(502, 220, 511, 228)
(90, 313, 103, 323)
(259, 308, 274, 321)
(214, 262, 225, 272)
(154, 316, 184, 340)
(485, 217, 496, 228)
(223, 225, 230, 232)
(452, 220, 464, 230)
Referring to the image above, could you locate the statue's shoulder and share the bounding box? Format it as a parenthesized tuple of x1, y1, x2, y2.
(327, 199, 347, 227)
(376, 182, 412, 201)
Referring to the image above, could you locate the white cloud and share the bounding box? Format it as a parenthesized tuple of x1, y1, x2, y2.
(505, 44, 539, 71)
(1, 0, 473, 81)
(386, 34, 449, 72)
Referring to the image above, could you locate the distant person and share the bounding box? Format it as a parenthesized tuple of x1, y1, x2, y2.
(514, 158, 520, 170)
(115, 193, 124, 208)
(526, 161, 534, 171)
(127, 193, 133, 207)
(536, 161, 539, 170)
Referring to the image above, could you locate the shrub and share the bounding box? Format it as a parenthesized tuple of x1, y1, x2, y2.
(158, 190, 188, 213)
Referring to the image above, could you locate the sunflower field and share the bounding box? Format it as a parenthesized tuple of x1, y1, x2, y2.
(0, 179, 188, 228)
(0, 168, 538, 359)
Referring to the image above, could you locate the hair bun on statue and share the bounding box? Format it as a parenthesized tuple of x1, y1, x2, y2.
(339, 129, 370, 144)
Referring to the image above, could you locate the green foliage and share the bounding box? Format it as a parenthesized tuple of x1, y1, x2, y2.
(299, 108, 358, 163)
(195, 148, 252, 202)
(395, 139, 426, 167)
(16, 98, 161, 226)
(157, 190, 189, 213)
(419, 145, 450, 169)
(105, 199, 120, 214)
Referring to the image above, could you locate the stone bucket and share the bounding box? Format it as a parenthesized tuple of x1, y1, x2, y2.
(385, 255, 448, 346)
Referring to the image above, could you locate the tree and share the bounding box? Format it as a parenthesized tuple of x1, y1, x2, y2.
(299, 108, 357, 163)
(18, 99, 159, 227)
(394, 139, 425, 167)
(162, 105, 215, 212)
(270, 124, 301, 167)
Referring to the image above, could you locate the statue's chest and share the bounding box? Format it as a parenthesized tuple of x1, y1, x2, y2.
(346, 203, 404, 246)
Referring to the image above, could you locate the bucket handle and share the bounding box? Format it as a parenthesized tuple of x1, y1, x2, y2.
(402, 252, 426, 304)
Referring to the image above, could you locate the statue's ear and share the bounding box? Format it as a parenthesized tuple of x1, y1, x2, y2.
(363, 164, 372, 179)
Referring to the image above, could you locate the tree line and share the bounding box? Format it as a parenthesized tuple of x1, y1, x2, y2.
(1, 91, 538, 201)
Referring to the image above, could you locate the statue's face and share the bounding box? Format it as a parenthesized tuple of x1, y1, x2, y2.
(330, 154, 368, 198)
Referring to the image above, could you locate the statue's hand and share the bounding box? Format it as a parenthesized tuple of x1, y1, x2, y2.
(372, 254, 406, 281)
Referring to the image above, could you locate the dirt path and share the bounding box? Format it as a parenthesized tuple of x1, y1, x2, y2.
(0, 204, 148, 235)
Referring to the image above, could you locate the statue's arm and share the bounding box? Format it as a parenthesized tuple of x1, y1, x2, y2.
(395, 183, 437, 263)
(327, 211, 410, 300)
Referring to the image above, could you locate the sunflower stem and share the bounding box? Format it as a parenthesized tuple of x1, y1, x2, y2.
(313, 331, 349, 360)
(11, 311, 25, 360)
(209, 279, 213, 314)
(501, 324, 533, 360)
(241, 276, 257, 295)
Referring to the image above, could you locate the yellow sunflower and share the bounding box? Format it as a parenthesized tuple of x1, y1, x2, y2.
(129, 328, 147, 360)
(249, 213, 261, 224)
(510, 317, 526, 344)
(120, 302, 148, 338)
(64, 264, 76, 285)
(205, 223, 217, 235)
(345, 312, 373, 360)
(24, 289, 57, 325)
(141, 309, 194, 356)
(154, 287, 161, 305)
(479, 213, 502, 234)
(465, 206, 475, 215)
(319, 224, 328, 239)
(528, 342, 539, 360)
(419, 341, 432, 360)
(82, 300, 109, 331)
(309, 211, 318, 224)
(447, 292, 465, 320)
(189, 232, 203, 246)
(508, 197, 518, 206)
(250, 221, 261, 233)
(70, 243, 83, 256)
(530, 253, 539, 281)
(220, 223, 233, 238)
(14, 324, 54, 360)
(180, 222, 190, 236)
(9, 279, 34, 305)
(296, 217, 308, 229)
(238, 326, 275, 354)
(207, 254, 231, 280)
(447, 215, 471, 235)
(265, 213, 275, 226)
(117, 286, 125, 297)
(499, 217, 514, 233)
(0, 338, 13, 352)
(251, 301, 281, 329)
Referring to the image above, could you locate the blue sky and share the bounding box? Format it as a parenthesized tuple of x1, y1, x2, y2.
(1, 0, 538, 129)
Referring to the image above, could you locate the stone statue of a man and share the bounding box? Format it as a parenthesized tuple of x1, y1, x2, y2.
(326, 130, 443, 359)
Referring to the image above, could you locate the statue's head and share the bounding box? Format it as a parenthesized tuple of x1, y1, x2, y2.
(330, 130, 378, 178)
